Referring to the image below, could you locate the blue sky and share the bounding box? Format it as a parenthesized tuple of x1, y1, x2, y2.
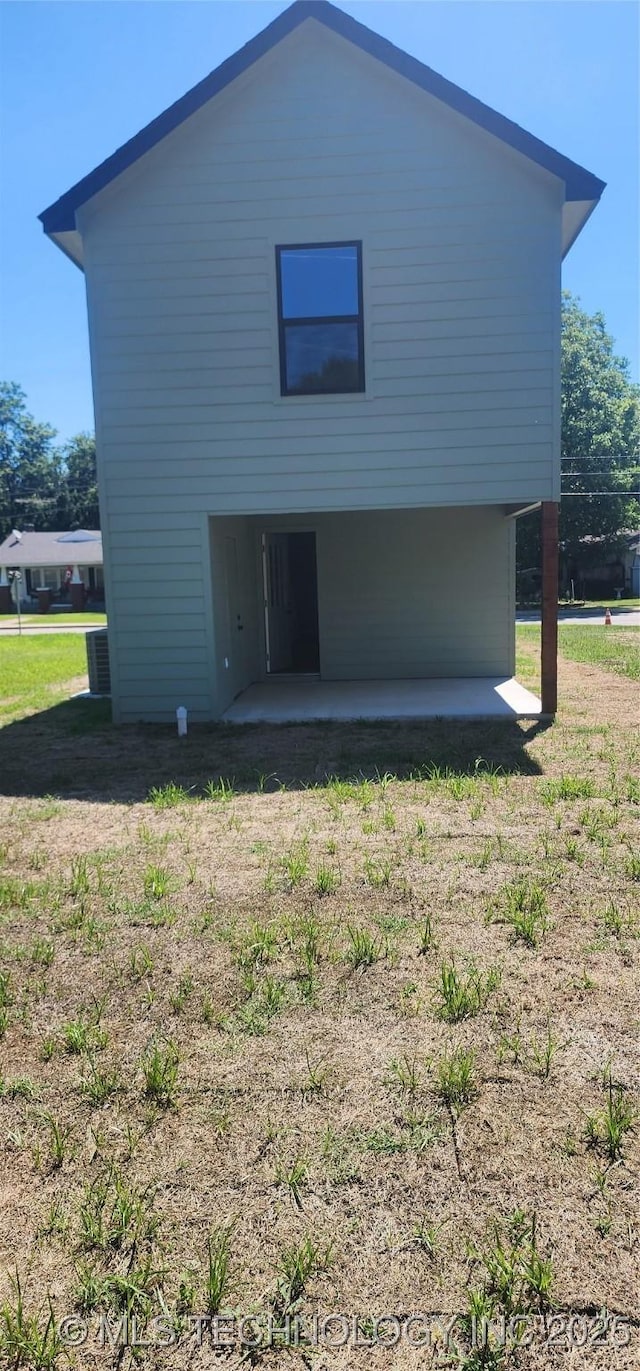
(0, 0, 637, 441)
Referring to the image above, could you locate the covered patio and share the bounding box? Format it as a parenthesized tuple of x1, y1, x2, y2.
(222, 676, 542, 723)
(208, 504, 558, 725)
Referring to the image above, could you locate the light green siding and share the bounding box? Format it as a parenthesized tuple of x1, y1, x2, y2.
(315, 507, 514, 679)
(209, 517, 261, 715)
(77, 17, 561, 720)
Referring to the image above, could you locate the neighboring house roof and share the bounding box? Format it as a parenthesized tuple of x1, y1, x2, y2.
(39, 0, 605, 265)
(569, 530, 640, 564)
(0, 530, 103, 568)
(579, 530, 640, 546)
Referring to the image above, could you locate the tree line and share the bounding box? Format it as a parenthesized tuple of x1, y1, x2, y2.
(516, 293, 639, 595)
(1, 293, 638, 587)
(0, 382, 98, 538)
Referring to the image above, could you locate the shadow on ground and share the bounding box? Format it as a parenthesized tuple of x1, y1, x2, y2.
(0, 697, 547, 802)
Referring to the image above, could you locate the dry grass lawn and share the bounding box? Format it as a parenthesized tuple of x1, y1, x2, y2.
(0, 634, 638, 1369)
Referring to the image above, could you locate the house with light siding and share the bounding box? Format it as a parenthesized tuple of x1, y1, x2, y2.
(0, 529, 104, 611)
(39, 0, 604, 722)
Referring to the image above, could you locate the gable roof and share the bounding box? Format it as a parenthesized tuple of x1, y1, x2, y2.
(0, 529, 103, 568)
(39, 0, 604, 255)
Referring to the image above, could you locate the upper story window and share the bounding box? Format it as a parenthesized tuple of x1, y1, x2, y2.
(276, 242, 364, 396)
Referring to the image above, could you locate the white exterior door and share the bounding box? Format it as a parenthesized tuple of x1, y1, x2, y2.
(221, 536, 245, 697)
(263, 532, 293, 673)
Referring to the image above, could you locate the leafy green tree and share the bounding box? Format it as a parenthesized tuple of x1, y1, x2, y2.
(0, 382, 61, 537)
(0, 384, 99, 538)
(517, 293, 639, 595)
(57, 433, 99, 529)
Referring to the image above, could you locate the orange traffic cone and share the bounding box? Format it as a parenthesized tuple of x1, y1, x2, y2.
(604, 607, 612, 625)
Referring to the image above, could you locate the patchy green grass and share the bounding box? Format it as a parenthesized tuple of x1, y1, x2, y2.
(558, 625, 640, 680)
(0, 612, 106, 626)
(0, 643, 638, 1366)
(518, 623, 640, 681)
(0, 634, 87, 723)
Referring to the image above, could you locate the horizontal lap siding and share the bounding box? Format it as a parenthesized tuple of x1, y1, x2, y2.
(101, 510, 212, 721)
(81, 21, 561, 719)
(233, 507, 514, 680)
(316, 508, 514, 678)
(105, 477, 545, 514)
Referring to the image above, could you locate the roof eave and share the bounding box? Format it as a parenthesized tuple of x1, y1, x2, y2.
(49, 229, 84, 270)
(561, 198, 601, 259)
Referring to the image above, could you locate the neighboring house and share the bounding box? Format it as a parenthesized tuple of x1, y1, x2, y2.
(39, 0, 604, 720)
(0, 529, 104, 610)
(567, 531, 640, 599)
(628, 533, 640, 597)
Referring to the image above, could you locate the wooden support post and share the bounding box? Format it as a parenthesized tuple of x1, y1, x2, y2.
(541, 501, 559, 716)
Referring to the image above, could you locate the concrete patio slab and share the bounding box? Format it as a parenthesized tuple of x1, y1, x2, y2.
(222, 677, 542, 723)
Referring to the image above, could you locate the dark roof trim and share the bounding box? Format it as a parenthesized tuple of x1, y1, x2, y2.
(39, 0, 605, 234)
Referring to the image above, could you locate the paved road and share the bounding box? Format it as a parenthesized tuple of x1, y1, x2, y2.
(517, 610, 640, 627)
(1, 614, 638, 639)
